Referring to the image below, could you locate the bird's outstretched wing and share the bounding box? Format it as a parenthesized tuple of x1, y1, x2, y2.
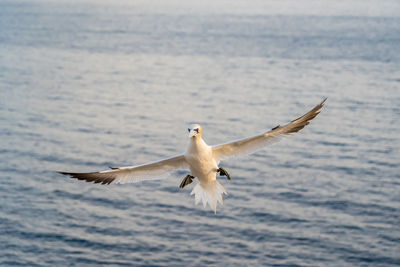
(212, 98, 326, 161)
(59, 154, 188, 185)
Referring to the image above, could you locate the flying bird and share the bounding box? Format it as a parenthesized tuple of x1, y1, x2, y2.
(59, 98, 326, 213)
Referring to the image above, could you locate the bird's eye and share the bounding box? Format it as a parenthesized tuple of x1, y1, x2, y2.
(188, 128, 191, 133)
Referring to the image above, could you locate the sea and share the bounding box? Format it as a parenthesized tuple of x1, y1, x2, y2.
(0, 0, 399, 266)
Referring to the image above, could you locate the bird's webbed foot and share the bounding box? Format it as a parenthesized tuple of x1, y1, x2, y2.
(217, 167, 231, 180)
(179, 174, 195, 189)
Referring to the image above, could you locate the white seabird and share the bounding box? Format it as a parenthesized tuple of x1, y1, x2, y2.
(59, 98, 326, 213)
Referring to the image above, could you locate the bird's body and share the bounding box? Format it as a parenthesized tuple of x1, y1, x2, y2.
(59, 99, 326, 213)
(185, 129, 217, 182)
(183, 124, 228, 211)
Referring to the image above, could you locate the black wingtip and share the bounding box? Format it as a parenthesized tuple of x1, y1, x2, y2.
(58, 170, 116, 185)
(271, 125, 280, 130)
(58, 171, 81, 178)
(109, 166, 119, 170)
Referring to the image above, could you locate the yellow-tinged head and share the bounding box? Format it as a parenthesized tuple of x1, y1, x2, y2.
(188, 124, 202, 138)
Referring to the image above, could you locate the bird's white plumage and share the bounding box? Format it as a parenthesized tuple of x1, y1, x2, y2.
(59, 99, 326, 212)
(59, 154, 188, 185)
(108, 154, 188, 184)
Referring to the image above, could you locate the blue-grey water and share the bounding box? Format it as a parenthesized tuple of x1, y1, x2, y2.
(1, 0, 400, 266)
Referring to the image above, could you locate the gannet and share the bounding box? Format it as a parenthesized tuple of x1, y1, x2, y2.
(59, 98, 326, 213)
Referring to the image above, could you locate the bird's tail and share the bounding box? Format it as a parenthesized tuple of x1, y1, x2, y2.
(190, 180, 227, 213)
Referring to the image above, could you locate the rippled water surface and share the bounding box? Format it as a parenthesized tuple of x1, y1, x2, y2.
(1, 0, 400, 266)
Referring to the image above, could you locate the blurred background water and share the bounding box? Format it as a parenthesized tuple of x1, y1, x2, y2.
(1, 0, 399, 266)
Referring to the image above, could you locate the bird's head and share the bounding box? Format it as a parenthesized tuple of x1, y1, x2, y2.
(188, 124, 202, 139)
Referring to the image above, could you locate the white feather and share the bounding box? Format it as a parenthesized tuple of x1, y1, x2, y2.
(191, 181, 227, 213)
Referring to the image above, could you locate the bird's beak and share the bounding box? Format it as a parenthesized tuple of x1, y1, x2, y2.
(189, 130, 197, 138)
